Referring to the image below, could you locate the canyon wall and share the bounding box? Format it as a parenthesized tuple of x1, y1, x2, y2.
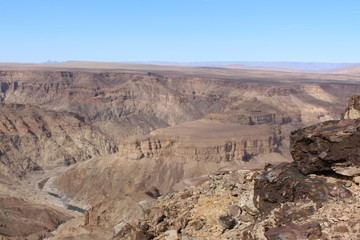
(0, 103, 117, 180)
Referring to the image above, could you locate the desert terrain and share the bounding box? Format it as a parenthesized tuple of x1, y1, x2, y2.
(0, 62, 360, 239)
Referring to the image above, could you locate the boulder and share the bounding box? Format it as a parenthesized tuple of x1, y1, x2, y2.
(290, 119, 360, 176)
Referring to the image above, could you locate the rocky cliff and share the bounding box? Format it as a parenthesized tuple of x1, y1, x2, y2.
(1, 69, 359, 143)
(0, 103, 117, 180)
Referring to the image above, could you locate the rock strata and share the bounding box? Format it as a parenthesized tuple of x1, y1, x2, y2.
(0, 103, 117, 179)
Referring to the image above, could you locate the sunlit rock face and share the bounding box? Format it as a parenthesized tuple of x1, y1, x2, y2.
(343, 95, 360, 119)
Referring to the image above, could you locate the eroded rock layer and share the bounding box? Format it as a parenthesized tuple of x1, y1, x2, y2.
(0, 103, 117, 180)
(1, 69, 359, 142)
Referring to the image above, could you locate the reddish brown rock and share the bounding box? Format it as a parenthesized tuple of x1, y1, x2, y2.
(265, 222, 322, 240)
(290, 119, 360, 176)
(254, 163, 352, 213)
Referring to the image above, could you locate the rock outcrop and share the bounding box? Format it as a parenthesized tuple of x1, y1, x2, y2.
(254, 163, 352, 213)
(290, 119, 360, 177)
(247, 161, 359, 240)
(264, 223, 322, 240)
(343, 95, 360, 119)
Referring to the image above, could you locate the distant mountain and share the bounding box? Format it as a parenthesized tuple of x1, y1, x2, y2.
(42, 60, 62, 64)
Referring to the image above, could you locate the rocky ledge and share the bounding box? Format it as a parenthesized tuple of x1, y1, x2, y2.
(106, 96, 360, 240)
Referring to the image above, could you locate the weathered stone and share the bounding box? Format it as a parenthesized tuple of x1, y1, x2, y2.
(254, 163, 352, 212)
(353, 176, 360, 184)
(344, 181, 352, 188)
(146, 186, 161, 198)
(241, 204, 259, 216)
(230, 188, 241, 197)
(219, 215, 236, 230)
(172, 212, 190, 231)
(265, 223, 322, 240)
(235, 183, 251, 190)
(343, 95, 360, 119)
(238, 214, 253, 222)
(328, 186, 353, 198)
(190, 220, 204, 230)
(290, 119, 360, 176)
(138, 200, 155, 215)
(164, 229, 179, 240)
(334, 225, 349, 233)
(113, 222, 135, 239)
(228, 204, 242, 217)
(222, 229, 241, 239)
(149, 208, 165, 225)
(237, 191, 259, 216)
(180, 191, 193, 199)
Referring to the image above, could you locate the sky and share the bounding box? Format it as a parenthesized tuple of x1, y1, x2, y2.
(0, 0, 360, 63)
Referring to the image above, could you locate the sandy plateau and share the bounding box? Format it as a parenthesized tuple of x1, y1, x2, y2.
(0, 62, 360, 239)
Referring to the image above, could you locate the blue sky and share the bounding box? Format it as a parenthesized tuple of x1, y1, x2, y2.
(1, 0, 359, 63)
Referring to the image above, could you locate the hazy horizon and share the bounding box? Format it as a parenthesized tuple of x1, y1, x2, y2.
(1, 0, 360, 63)
(2, 60, 360, 73)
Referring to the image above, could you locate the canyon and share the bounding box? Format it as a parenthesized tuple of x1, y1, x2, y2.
(0, 62, 360, 239)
